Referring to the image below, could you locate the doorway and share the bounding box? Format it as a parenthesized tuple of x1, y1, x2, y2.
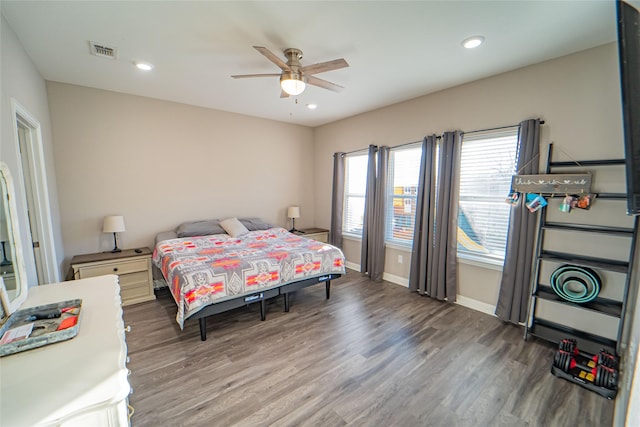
(11, 99, 59, 284)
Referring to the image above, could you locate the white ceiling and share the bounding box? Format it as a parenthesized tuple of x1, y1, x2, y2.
(1, 1, 619, 127)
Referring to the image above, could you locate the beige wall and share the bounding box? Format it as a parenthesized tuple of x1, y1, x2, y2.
(313, 43, 625, 308)
(46, 83, 315, 268)
(1, 16, 63, 284)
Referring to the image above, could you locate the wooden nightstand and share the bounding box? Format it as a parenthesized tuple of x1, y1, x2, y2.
(70, 248, 155, 306)
(293, 227, 329, 243)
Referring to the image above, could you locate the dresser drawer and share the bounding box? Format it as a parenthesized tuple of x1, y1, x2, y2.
(78, 258, 148, 278)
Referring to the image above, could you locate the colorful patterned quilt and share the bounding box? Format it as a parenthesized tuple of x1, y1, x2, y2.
(153, 227, 345, 328)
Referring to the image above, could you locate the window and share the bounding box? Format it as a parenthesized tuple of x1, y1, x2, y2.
(457, 128, 519, 265)
(343, 153, 368, 236)
(385, 144, 422, 245)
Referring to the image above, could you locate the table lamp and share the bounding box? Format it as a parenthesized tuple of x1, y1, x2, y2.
(103, 215, 125, 253)
(287, 206, 302, 233)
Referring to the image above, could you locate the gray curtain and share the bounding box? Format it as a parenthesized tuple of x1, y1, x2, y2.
(330, 152, 345, 248)
(368, 146, 389, 282)
(360, 145, 378, 275)
(409, 132, 461, 301)
(409, 136, 436, 294)
(495, 119, 541, 323)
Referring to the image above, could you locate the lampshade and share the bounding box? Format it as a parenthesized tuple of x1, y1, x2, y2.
(280, 73, 306, 96)
(103, 215, 126, 233)
(287, 206, 300, 219)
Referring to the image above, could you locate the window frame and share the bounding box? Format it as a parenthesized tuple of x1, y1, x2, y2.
(456, 127, 520, 267)
(384, 143, 422, 248)
(342, 152, 368, 238)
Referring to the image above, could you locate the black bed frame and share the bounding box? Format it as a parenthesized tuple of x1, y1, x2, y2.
(191, 273, 341, 341)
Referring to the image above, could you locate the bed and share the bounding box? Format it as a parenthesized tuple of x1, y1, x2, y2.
(152, 218, 345, 340)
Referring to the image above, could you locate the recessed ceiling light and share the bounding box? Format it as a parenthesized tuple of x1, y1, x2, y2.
(135, 62, 153, 71)
(307, 104, 317, 110)
(462, 36, 485, 49)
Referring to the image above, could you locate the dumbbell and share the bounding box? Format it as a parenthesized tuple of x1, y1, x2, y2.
(553, 349, 618, 390)
(595, 364, 618, 390)
(594, 350, 618, 370)
(558, 339, 618, 370)
(558, 338, 578, 352)
(558, 338, 587, 357)
(556, 339, 597, 371)
(553, 349, 594, 372)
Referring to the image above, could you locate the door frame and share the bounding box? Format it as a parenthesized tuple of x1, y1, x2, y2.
(10, 98, 60, 284)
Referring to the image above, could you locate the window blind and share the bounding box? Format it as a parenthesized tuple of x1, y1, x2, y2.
(385, 144, 422, 245)
(343, 154, 368, 236)
(457, 127, 519, 263)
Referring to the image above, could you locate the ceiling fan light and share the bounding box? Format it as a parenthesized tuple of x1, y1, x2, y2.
(281, 75, 306, 96)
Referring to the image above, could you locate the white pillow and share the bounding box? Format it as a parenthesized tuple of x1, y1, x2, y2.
(219, 217, 250, 237)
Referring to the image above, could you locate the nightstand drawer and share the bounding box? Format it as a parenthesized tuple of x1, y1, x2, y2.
(78, 259, 148, 278)
(121, 282, 153, 305)
(306, 233, 328, 243)
(119, 270, 150, 287)
(294, 228, 329, 243)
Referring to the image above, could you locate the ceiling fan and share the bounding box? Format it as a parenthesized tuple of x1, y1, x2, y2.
(231, 46, 349, 97)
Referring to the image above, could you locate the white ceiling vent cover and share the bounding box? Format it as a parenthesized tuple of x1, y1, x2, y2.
(89, 41, 117, 59)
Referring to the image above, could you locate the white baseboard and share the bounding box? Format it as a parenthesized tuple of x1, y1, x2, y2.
(345, 261, 360, 271)
(345, 263, 408, 287)
(382, 272, 409, 287)
(344, 262, 495, 317)
(455, 295, 496, 317)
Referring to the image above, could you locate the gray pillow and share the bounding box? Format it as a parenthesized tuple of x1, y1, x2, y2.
(239, 218, 273, 231)
(155, 231, 178, 244)
(176, 220, 225, 237)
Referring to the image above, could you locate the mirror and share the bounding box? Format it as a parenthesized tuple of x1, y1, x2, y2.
(0, 162, 28, 316)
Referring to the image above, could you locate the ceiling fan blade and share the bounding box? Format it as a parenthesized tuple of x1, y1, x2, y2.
(301, 58, 349, 75)
(231, 73, 281, 79)
(306, 75, 345, 92)
(254, 46, 290, 71)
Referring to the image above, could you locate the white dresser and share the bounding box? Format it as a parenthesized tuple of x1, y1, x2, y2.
(0, 275, 131, 426)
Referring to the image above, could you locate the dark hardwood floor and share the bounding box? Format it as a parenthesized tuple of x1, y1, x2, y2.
(123, 269, 614, 426)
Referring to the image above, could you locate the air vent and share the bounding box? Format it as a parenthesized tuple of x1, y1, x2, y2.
(89, 41, 117, 59)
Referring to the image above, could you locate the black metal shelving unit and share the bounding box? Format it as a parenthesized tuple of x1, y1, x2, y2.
(524, 144, 638, 355)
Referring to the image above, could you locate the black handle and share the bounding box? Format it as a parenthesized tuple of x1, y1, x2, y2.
(27, 310, 62, 321)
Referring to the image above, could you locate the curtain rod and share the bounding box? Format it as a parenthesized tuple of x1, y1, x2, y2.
(462, 119, 545, 136)
(341, 147, 369, 156)
(339, 119, 545, 156)
(341, 135, 440, 156)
